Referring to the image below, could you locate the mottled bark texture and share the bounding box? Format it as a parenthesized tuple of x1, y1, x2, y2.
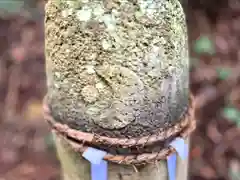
(45, 0, 189, 179)
(45, 0, 189, 138)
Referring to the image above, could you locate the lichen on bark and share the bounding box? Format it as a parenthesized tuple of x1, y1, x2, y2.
(45, 0, 189, 137)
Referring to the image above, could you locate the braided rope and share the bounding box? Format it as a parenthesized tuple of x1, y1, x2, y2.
(43, 95, 196, 165)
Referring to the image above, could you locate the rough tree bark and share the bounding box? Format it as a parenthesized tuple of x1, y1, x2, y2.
(44, 0, 190, 179)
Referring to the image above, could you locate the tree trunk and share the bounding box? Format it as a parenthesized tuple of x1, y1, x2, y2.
(53, 132, 190, 180)
(44, 0, 190, 179)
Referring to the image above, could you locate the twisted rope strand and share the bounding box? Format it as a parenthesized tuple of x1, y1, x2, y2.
(43, 96, 194, 148)
(44, 95, 196, 165)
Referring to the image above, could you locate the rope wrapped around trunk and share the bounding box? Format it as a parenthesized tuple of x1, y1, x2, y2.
(43, 95, 196, 165)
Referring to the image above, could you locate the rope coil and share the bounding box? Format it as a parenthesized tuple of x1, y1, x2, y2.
(43, 95, 196, 165)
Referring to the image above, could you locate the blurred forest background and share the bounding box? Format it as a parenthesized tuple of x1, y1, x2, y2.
(0, 0, 239, 180)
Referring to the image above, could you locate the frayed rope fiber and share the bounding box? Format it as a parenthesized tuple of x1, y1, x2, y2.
(43, 95, 196, 165)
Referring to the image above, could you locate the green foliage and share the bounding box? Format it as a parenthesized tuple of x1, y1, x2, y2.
(0, 0, 24, 14)
(0, 0, 40, 20)
(194, 36, 215, 54)
(223, 106, 240, 127)
(44, 132, 56, 152)
(230, 171, 240, 180)
(216, 68, 231, 80)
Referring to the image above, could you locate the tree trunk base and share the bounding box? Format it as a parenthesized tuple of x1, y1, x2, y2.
(53, 131, 190, 180)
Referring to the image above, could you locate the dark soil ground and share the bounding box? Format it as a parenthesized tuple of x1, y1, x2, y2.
(0, 1, 239, 180)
